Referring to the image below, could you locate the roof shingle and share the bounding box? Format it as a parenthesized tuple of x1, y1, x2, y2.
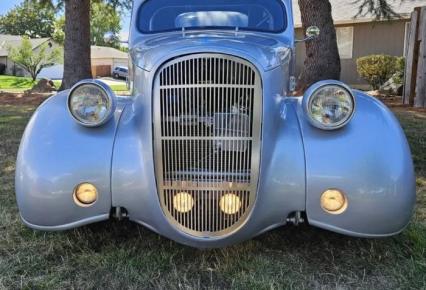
(0, 35, 51, 57)
(91, 45, 128, 59)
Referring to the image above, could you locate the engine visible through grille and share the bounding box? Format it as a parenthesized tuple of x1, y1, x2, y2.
(153, 54, 262, 237)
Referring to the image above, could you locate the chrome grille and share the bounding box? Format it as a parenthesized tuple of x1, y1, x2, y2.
(153, 54, 262, 237)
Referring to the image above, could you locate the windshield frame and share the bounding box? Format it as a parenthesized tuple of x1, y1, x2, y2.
(136, 0, 288, 34)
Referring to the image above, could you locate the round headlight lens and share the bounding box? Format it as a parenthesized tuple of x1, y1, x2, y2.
(305, 83, 355, 130)
(68, 81, 115, 127)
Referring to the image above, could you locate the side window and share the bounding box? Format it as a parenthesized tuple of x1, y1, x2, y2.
(336, 26, 354, 59)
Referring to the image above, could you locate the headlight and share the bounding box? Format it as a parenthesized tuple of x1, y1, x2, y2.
(68, 80, 116, 127)
(303, 81, 355, 130)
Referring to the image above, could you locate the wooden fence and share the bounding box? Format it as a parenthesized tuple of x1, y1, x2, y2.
(92, 65, 111, 78)
(403, 6, 426, 108)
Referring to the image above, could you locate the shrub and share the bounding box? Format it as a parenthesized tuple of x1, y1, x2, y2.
(393, 57, 405, 85)
(356, 55, 402, 90)
(0, 63, 5, 75)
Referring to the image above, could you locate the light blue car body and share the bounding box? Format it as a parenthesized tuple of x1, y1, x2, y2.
(16, 0, 416, 248)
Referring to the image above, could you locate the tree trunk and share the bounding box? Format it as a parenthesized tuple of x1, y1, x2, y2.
(60, 0, 92, 90)
(297, 0, 341, 91)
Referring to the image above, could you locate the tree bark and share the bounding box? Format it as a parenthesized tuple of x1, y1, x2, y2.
(60, 0, 92, 90)
(297, 0, 341, 91)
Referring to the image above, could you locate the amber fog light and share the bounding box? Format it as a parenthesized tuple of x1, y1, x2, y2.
(321, 189, 348, 214)
(219, 193, 242, 215)
(73, 183, 98, 207)
(173, 192, 194, 213)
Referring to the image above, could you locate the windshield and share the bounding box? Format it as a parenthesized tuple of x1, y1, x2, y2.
(137, 0, 287, 33)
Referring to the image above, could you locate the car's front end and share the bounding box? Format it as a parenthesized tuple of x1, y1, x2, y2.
(16, 0, 416, 248)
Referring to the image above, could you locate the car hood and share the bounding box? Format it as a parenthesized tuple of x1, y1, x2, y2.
(130, 31, 292, 72)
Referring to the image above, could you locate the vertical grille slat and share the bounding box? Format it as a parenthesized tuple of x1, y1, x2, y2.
(154, 54, 262, 237)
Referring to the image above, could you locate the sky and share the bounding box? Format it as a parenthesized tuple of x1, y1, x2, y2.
(0, 1, 19, 14)
(0, 0, 131, 40)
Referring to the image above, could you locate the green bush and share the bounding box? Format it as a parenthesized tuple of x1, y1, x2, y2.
(356, 55, 403, 90)
(393, 57, 405, 85)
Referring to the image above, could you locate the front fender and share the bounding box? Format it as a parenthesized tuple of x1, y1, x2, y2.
(15, 91, 125, 230)
(298, 91, 416, 237)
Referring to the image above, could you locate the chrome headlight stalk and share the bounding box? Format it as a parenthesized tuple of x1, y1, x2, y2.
(302, 80, 356, 130)
(67, 79, 117, 127)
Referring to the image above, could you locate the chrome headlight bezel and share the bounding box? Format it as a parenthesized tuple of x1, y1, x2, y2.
(302, 80, 356, 130)
(67, 79, 116, 127)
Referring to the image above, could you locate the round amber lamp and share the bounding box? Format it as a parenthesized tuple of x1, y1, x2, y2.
(219, 193, 242, 215)
(73, 183, 98, 207)
(173, 192, 194, 213)
(320, 189, 348, 215)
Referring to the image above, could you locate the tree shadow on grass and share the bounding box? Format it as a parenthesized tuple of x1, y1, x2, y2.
(10, 78, 34, 89)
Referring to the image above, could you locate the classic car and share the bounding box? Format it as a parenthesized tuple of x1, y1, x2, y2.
(16, 0, 416, 248)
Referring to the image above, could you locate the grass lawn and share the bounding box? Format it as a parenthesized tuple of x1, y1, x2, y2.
(0, 75, 35, 90)
(109, 84, 129, 92)
(0, 103, 425, 289)
(0, 76, 128, 93)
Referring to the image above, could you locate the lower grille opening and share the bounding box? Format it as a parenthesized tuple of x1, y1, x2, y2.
(164, 189, 250, 234)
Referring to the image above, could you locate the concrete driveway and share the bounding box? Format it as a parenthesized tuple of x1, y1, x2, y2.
(98, 77, 126, 86)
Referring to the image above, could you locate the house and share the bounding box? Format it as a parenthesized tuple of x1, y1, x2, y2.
(293, 0, 426, 88)
(39, 46, 129, 79)
(91, 45, 128, 74)
(0, 35, 59, 77)
(0, 34, 128, 79)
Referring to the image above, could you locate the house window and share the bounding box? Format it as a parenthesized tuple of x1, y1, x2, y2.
(336, 26, 354, 59)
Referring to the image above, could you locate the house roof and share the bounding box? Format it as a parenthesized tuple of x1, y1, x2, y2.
(0, 35, 51, 57)
(0, 36, 128, 60)
(292, 0, 426, 27)
(91, 46, 128, 59)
